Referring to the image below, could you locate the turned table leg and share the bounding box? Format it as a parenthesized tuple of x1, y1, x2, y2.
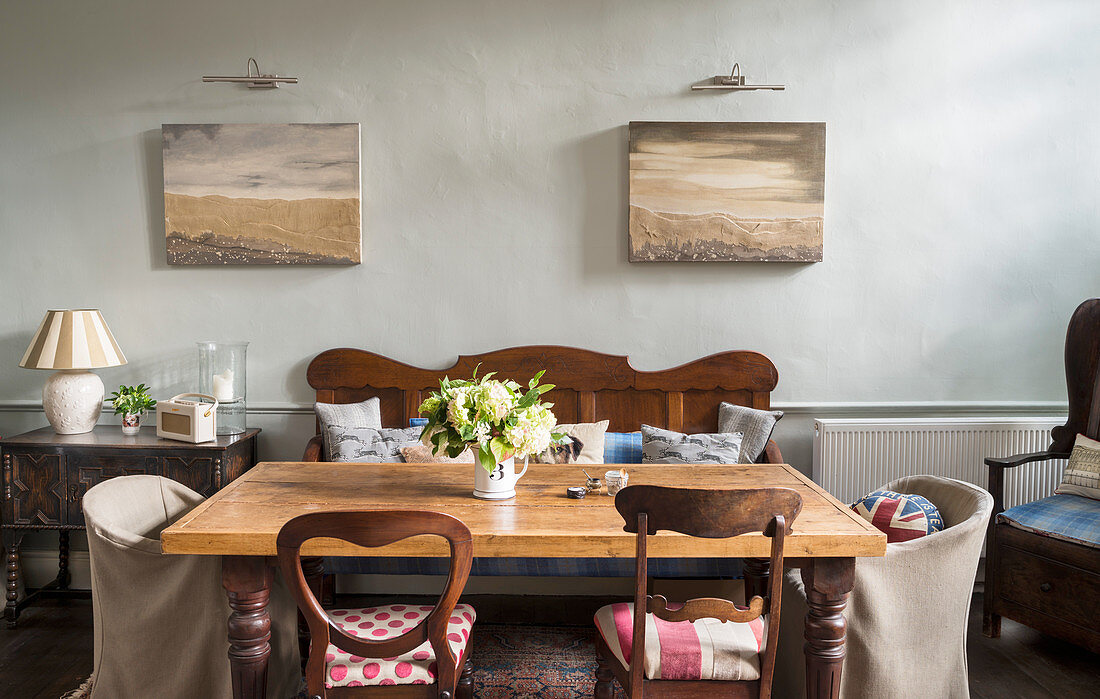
(801, 557, 855, 699)
(743, 557, 770, 604)
(223, 556, 273, 699)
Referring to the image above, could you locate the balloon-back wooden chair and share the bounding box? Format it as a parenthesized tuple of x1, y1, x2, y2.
(278, 510, 475, 699)
(593, 485, 802, 699)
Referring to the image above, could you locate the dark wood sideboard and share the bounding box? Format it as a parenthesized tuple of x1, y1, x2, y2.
(1, 425, 260, 626)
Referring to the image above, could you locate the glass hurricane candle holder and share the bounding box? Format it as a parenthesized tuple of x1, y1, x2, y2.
(197, 341, 248, 435)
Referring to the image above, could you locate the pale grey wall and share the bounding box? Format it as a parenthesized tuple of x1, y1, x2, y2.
(3, 0, 1095, 591)
(2, 0, 1097, 456)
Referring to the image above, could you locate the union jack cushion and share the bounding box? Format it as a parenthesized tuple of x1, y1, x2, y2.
(323, 604, 475, 688)
(593, 603, 764, 681)
(851, 489, 945, 543)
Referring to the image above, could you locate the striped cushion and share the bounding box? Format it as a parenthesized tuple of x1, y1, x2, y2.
(604, 431, 643, 464)
(593, 603, 764, 681)
(998, 494, 1100, 550)
(324, 604, 475, 688)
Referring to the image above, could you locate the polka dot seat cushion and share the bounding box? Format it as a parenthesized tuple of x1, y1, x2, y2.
(325, 604, 475, 688)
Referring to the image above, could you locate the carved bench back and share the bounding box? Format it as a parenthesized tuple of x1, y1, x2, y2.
(306, 345, 778, 434)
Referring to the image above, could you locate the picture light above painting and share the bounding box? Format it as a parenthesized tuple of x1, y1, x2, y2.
(628, 122, 825, 263)
(162, 123, 361, 265)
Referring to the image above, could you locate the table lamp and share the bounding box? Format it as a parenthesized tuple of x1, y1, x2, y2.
(19, 309, 127, 434)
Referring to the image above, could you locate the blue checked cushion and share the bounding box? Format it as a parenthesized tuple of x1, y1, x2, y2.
(325, 556, 743, 578)
(410, 417, 428, 428)
(604, 431, 642, 464)
(998, 494, 1100, 550)
(851, 489, 945, 543)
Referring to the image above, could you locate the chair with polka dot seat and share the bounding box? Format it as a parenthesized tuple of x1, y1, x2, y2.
(277, 510, 475, 698)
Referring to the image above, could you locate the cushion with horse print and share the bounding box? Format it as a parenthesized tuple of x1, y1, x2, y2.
(325, 426, 420, 463)
(640, 425, 744, 464)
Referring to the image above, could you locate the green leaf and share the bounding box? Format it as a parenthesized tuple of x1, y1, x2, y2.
(489, 437, 508, 463)
(477, 445, 497, 473)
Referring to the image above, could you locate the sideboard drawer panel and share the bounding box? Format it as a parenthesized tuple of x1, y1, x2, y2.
(6, 450, 67, 526)
(161, 456, 217, 496)
(998, 543, 1100, 624)
(67, 452, 160, 527)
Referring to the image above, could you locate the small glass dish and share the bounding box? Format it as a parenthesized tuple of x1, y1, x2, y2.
(586, 477, 602, 494)
(605, 469, 629, 496)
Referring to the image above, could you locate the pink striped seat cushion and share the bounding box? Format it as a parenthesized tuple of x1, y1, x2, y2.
(593, 602, 764, 681)
(324, 603, 475, 688)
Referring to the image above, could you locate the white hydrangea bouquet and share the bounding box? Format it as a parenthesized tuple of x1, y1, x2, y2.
(418, 368, 565, 473)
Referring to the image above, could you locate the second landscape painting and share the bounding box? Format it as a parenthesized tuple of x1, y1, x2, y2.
(628, 122, 825, 262)
(163, 123, 361, 265)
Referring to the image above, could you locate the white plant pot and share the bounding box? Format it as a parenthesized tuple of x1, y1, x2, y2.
(121, 412, 142, 436)
(472, 456, 529, 500)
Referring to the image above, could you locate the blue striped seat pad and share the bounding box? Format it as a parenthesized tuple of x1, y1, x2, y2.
(324, 556, 743, 578)
(997, 494, 1100, 550)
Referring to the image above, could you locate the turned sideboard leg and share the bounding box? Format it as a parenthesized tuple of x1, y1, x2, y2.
(57, 530, 71, 589)
(4, 532, 23, 628)
(223, 555, 273, 699)
(801, 557, 855, 699)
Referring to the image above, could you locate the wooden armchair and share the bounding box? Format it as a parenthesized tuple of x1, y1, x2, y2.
(593, 485, 802, 698)
(983, 298, 1100, 653)
(278, 510, 476, 698)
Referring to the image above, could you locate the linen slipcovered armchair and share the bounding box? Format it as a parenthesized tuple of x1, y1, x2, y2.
(773, 475, 993, 699)
(83, 475, 302, 698)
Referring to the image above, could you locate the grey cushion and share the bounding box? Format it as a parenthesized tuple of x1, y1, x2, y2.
(325, 425, 421, 462)
(315, 397, 382, 459)
(718, 403, 783, 463)
(641, 424, 744, 464)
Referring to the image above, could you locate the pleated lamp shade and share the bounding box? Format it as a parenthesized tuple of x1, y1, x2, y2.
(19, 309, 127, 370)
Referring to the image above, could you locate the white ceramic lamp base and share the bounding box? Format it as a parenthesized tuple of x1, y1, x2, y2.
(43, 370, 104, 434)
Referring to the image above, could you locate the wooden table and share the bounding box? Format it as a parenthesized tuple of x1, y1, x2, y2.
(162, 461, 885, 699)
(1, 425, 260, 626)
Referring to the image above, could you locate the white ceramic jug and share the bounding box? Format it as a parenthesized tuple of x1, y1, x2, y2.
(473, 456, 529, 500)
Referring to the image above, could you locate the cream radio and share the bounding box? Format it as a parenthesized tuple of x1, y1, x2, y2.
(156, 393, 218, 443)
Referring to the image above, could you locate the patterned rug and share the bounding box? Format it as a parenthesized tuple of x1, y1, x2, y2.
(67, 626, 622, 698)
(469, 624, 623, 698)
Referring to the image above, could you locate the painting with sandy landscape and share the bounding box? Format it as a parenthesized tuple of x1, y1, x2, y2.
(629, 122, 825, 262)
(163, 123, 361, 264)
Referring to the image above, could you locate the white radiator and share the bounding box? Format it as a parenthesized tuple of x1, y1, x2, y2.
(812, 417, 1067, 508)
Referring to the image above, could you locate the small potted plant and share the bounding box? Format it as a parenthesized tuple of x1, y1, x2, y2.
(110, 384, 157, 436)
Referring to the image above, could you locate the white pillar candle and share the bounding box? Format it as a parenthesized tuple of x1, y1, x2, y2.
(212, 369, 235, 401)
